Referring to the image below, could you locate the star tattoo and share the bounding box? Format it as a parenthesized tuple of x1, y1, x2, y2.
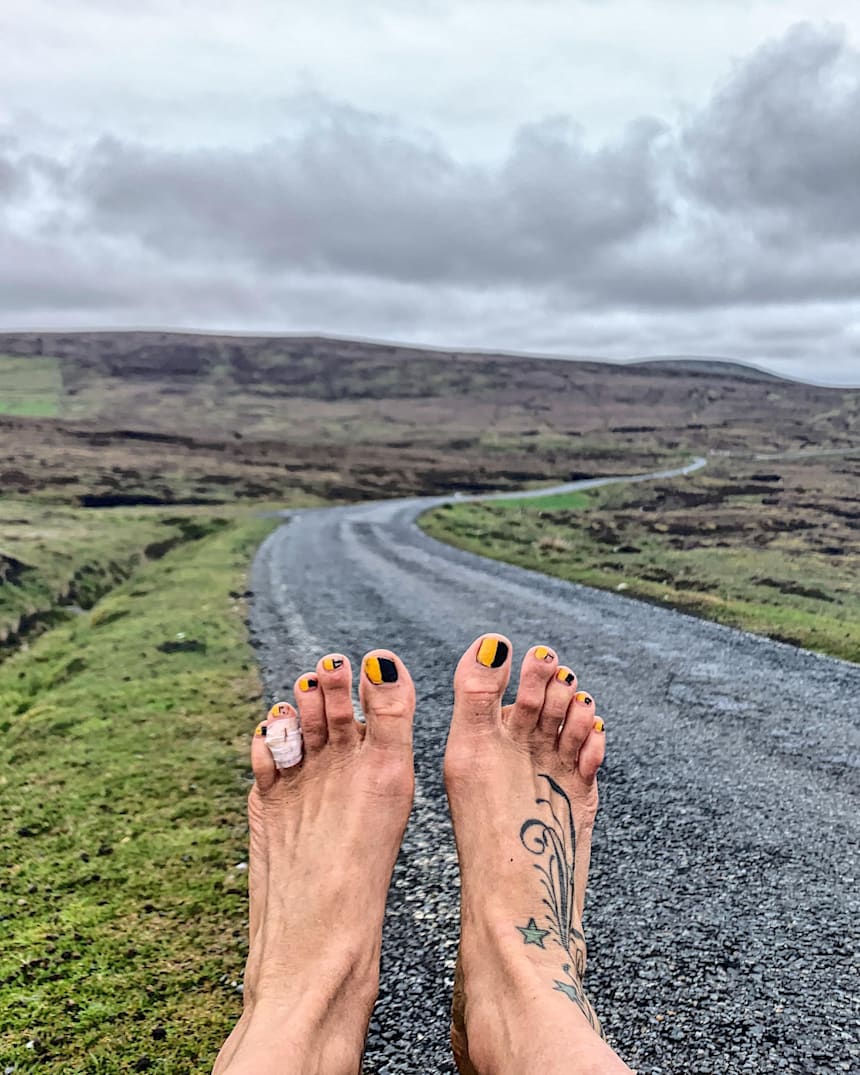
(516, 917, 550, 947)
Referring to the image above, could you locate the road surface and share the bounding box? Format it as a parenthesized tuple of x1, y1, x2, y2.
(249, 462, 859, 1075)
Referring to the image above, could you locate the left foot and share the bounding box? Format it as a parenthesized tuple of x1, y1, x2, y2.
(214, 650, 415, 1075)
(445, 635, 632, 1075)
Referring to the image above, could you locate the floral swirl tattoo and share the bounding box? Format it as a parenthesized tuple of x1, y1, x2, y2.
(518, 773, 603, 1035)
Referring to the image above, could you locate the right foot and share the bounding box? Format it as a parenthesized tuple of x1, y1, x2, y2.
(445, 635, 633, 1075)
(214, 650, 416, 1075)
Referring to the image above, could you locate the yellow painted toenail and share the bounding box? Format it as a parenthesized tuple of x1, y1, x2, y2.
(364, 656, 398, 684)
(322, 656, 344, 672)
(534, 646, 551, 661)
(575, 691, 593, 705)
(477, 637, 509, 668)
(298, 676, 318, 692)
(557, 667, 576, 686)
(268, 702, 291, 720)
(594, 718, 605, 733)
(254, 722, 266, 737)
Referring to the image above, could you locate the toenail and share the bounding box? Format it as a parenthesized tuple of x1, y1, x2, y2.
(298, 676, 318, 692)
(575, 691, 593, 706)
(365, 656, 398, 684)
(254, 722, 267, 737)
(477, 637, 508, 668)
(534, 645, 554, 661)
(594, 718, 605, 732)
(268, 702, 292, 719)
(322, 657, 344, 672)
(557, 667, 576, 685)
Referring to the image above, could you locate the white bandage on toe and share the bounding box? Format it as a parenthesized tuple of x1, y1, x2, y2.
(265, 705, 303, 770)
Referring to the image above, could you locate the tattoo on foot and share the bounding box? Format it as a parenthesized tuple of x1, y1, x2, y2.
(518, 774, 604, 1036)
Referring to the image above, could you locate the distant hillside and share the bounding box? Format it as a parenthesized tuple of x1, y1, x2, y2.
(0, 330, 857, 506)
(630, 356, 784, 382)
(0, 330, 790, 387)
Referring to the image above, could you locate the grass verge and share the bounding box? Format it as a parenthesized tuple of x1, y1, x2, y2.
(0, 500, 239, 650)
(420, 476, 860, 663)
(0, 513, 276, 1072)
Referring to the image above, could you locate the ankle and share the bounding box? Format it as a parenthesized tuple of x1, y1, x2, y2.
(222, 946, 380, 1075)
(222, 987, 377, 1075)
(245, 936, 381, 1009)
(458, 922, 614, 1075)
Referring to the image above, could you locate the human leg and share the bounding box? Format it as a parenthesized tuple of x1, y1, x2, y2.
(213, 650, 415, 1075)
(445, 636, 633, 1075)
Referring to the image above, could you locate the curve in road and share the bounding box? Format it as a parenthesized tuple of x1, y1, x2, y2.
(248, 459, 858, 1075)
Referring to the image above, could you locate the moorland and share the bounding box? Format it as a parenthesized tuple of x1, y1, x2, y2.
(0, 331, 857, 1071)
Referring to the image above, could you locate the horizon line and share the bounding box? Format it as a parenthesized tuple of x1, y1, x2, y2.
(1, 324, 858, 390)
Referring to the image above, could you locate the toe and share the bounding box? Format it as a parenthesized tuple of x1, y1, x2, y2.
(535, 663, 578, 740)
(293, 672, 326, 752)
(358, 650, 416, 752)
(317, 653, 359, 747)
(251, 717, 277, 793)
(577, 715, 606, 781)
(452, 633, 512, 731)
(558, 689, 598, 767)
(505, 644, 559, 737)
(251, 701, 300, 792)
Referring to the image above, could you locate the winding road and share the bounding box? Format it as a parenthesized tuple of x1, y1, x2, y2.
(249, 460, 859, 1075)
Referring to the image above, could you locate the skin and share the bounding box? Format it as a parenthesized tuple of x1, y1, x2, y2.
(214, 637, 631, 1074)
(445, 636, 633, 1075)
(213, 650, 416, 1075)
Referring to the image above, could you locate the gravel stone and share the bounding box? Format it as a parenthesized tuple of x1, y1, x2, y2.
(249, 490, 859, 1075)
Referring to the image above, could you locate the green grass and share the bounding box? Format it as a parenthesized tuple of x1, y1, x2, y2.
(0, 355, 62, 417)
(0, 514, 276, 1072)
(0, 501, 239, 647)
(499, 490, 590, 511)
(421, 496, 860, 663)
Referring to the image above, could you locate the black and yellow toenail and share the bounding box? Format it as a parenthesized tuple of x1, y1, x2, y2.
(594, 718, 605, 733)
(298, 676, 318, 692)
(477, 637, 509, 668)
(322, 657, 345, 672)
(557, 667, 576, 686)
(534, 645, 553, 661)
(254, 722, 267, 737)
(575, 691, 593, 706)
(268, 702, 291, 720)
(364, 656, 398, 684)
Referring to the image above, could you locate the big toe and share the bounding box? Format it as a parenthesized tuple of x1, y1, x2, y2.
(452, 633, 512, 732)
(359, 649, 416, 752)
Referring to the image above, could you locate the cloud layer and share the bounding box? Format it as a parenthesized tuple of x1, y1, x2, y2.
(2, 22, 859, 383)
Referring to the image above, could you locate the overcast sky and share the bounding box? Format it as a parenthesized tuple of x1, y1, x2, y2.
(1, 1, 859, 384)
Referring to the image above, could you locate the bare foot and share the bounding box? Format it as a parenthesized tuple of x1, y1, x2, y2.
(213, 650, 415, 1075)
(445, 635, 633, 1075)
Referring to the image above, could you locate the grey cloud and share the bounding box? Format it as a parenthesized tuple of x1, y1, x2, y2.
(0, 157, 20, 199)
(0, 231, 130, 311)
(682, 23, 860, 235)
(55, 24, 860, 314)
(0, 142, 30, 202)
(68, 100, 666, 286)
(501, 115, 668, 259)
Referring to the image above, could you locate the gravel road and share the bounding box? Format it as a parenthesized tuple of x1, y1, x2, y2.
(248, 470, 859, 1075)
